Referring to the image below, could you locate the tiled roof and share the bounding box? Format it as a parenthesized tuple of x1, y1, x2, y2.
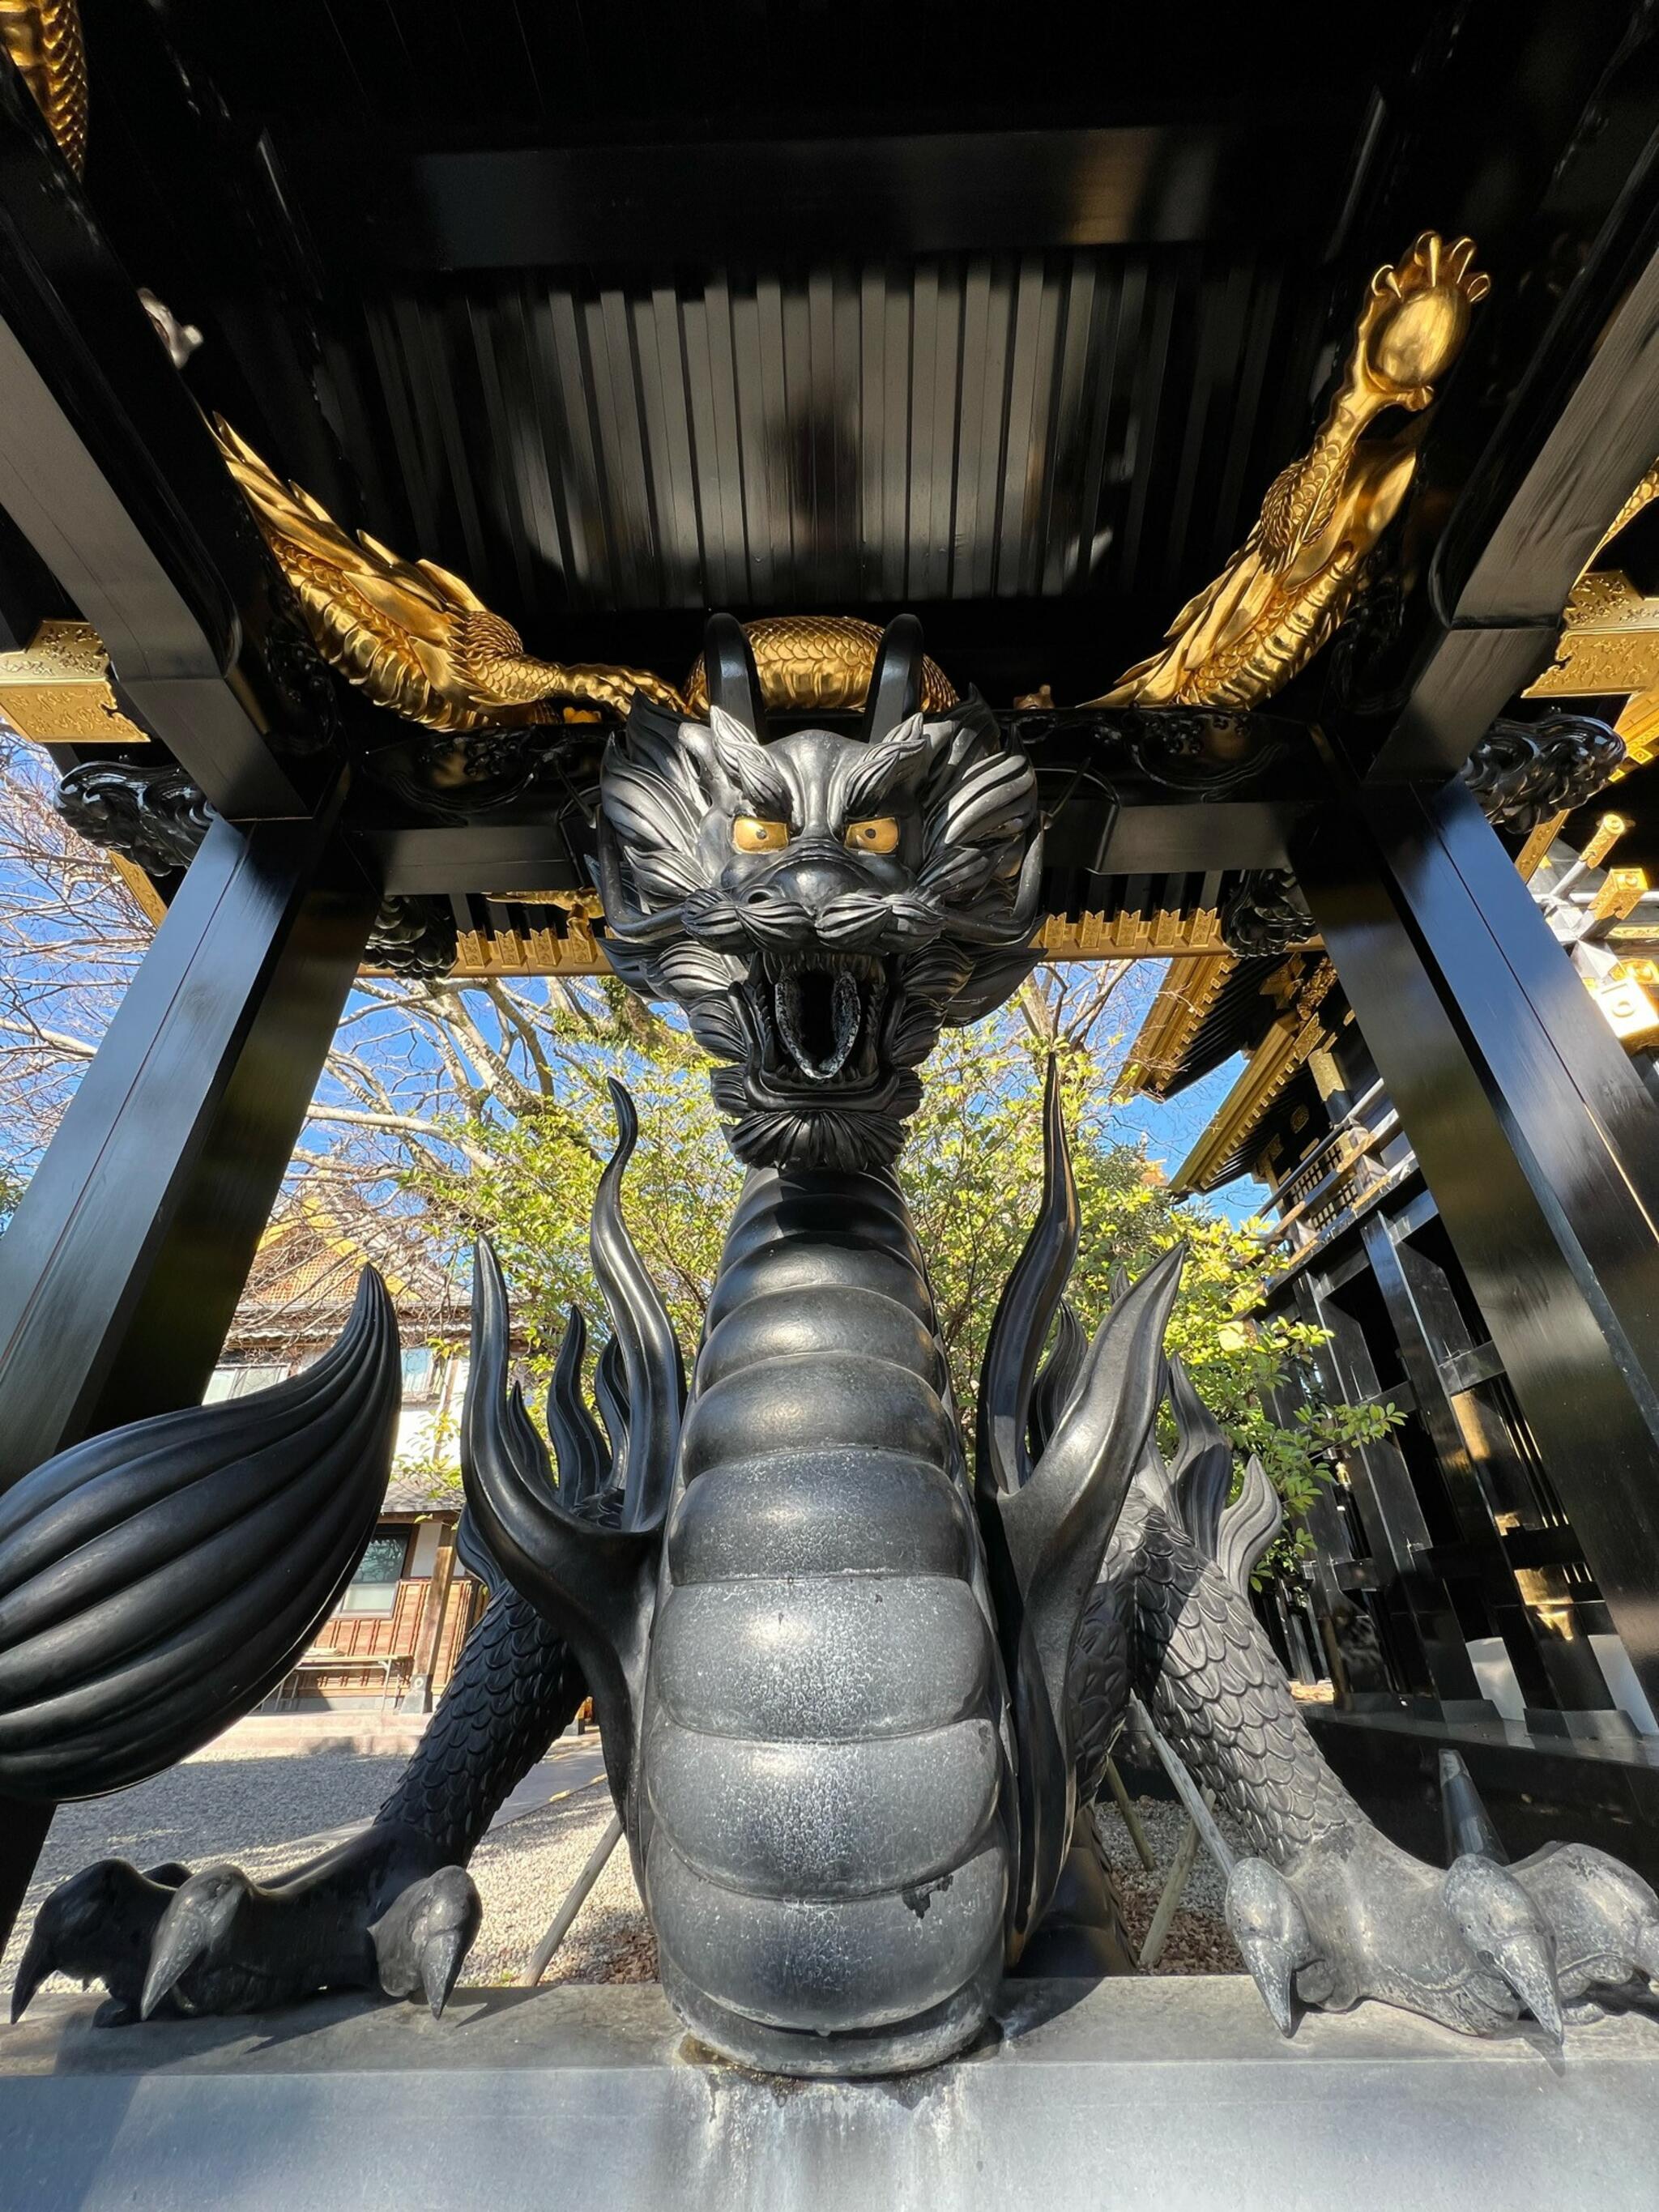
(382, 1477, 464, 1516)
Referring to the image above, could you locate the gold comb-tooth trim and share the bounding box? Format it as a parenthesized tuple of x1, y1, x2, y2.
(426, 905, 1226, 980)
(1036, 908, 1226, 960)
(450, 914, 609, 978)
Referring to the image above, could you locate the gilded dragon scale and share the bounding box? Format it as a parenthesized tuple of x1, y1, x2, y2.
(11, 617, 1659, 2077)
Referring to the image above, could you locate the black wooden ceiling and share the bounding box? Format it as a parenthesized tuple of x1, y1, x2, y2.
(1, 0, 1647, 800)
(68, 0, 1587, 701)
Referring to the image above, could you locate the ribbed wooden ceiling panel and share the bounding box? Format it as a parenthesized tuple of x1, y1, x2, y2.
(324, 249, 1329, 627)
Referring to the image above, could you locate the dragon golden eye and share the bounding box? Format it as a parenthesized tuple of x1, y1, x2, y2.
(844, 817, 900, 855)
(732, 816, 790, 853)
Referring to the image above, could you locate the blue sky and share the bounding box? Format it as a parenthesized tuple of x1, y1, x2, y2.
(1073, 958, 1269, 1227)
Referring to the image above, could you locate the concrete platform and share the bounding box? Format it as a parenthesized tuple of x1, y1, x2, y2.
(2, 1978, 1656, 2211)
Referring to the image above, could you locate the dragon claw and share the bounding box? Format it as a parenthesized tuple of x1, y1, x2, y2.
(1444, 1856, 1563, 2045)
(10, 1928, 53, 2025)
(10, 1858, 180, 2022)
(1225, 1857, 1320, 2038)
(418, 1926, 469, 2019)
(15, 1830, 475, 2026)
(369, 1865, 480, 2017)
(140, 1865, 251, 2019)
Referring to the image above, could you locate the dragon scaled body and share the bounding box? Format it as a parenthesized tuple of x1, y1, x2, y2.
(20, 615, 1659, 2069)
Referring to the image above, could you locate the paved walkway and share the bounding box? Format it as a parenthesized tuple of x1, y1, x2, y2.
(489, 1737, 608, 1829)
(233, 1735, 611, 1870)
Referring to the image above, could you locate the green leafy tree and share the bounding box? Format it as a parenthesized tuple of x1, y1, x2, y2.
(397, 966, 1392, 1582)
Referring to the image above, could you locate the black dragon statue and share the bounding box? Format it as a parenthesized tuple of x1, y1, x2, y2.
(17, 617, 1659, 2075)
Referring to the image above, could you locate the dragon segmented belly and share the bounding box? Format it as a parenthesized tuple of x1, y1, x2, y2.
(639, 1167, 1013, 2075)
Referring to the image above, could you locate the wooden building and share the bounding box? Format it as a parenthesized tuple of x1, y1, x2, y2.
(203, 1200, 484, 1715)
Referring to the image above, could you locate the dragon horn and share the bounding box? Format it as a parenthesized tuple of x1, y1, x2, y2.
(701, 613, 768, 740)
(861, 614, 928, 744)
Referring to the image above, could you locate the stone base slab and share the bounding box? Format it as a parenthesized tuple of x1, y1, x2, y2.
(2, 1976, 1657, 2210)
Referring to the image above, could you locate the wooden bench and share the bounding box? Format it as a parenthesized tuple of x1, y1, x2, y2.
(271, 1647, 411, 1716)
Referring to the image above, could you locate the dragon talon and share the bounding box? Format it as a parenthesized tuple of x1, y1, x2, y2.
(1239, 1935, 1301, 2037)
(10, 1858, 181, 2022)
(419, 1929, 468, 2019)
(10, 1929, 54, 2023)
(1444, 1856, 1563, 2044)
(371, 1865, 481, 2014)
(1225, 1858, 1318, 2038)
(140, 1867, 249, 2019)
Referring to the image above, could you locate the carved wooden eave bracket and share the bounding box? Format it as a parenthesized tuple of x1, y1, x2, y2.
(0, 620, 150, 748)
(1525, 565, 1659, 769)
(1169, 958, 1340, 1196)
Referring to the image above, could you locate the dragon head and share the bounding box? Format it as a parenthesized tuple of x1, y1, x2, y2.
(597, 616, 1043, 1170)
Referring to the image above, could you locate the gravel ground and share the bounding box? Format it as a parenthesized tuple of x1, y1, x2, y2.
(468, 1784, 655, 1987)
(0, 1747, 411, 2003)
(1, 1750, 1242, 2005)
(1093, 1793, 1247, 1977)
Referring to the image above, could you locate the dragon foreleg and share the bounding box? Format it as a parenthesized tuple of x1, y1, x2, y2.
(373, 1585, 584, 1867)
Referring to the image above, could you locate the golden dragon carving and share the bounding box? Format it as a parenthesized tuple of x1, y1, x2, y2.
(215, 421, 686, 729)
(0, 0, 85, 173)
(682, 616, 955, 716)
(1091, 232, 1489, 710)
(217, 426, 957, 730)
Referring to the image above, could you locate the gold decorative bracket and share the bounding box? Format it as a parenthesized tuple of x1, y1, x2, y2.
(0, 620, 150, 745)
(1525, 569, 1659, 769)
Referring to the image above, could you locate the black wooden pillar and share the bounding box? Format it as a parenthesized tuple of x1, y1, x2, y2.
(1294, 776, 1659, 1715)
(0, 799, 376, 1937)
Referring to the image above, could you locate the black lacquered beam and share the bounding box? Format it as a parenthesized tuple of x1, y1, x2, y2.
(285, 113, 1364, 275)
(1296, 776, 1659, 1712)
(359, 705, 1320, 896)
(0, 804, 377, 1483)
(1360, 139, 1659, 783)
(0, 62, 329, 816)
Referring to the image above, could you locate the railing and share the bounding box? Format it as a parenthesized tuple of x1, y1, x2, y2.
(1262, 1083, 1401, 1254)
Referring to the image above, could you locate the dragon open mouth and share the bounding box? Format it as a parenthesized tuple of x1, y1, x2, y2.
(776, 965, 859, 1081)
(751, 951, 887, 1094)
